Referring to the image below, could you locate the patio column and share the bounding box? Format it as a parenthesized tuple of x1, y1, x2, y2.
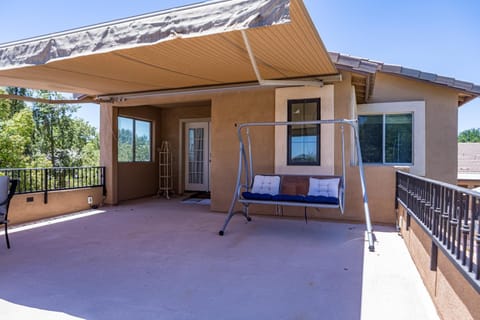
(100, 103, 119, 205)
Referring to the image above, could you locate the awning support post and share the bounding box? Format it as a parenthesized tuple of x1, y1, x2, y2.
(241, 30, 324, 87)
(351, 121, 375, 251)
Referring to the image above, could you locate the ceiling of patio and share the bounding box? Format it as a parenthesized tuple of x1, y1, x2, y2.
(0, 0, 337, 97)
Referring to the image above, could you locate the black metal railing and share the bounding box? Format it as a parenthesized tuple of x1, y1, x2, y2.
(0, 166, 106, 203)
(396, 170, 479, 293)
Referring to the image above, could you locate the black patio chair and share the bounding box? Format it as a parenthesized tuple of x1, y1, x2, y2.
(0, 177, 18, 249)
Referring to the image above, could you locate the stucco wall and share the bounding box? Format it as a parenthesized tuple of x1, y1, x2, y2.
(100, 103, 118, 204)
(207, 76, 397, 224)
(332, 72, 398, 224)
(330, 72, 460, 224)
(398, 205, 479, 320)
(210, 88, 276, 213)
(117, 106, 162, 201)
(159, 102, 211, 193)
(274, 85, 335, 175)
(8, 187, 104, 225)
(100, 71, 460, 226)
(369, 73, 459, 183)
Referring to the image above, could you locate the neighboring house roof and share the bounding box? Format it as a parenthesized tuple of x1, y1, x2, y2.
(0, 0, 336, 96)
(458, 143, 480, 180)
(330, 52, 480, 106)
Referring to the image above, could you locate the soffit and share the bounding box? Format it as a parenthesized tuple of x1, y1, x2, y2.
(0, 0, 336, 96)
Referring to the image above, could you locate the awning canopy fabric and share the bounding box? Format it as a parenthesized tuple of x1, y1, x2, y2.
(0, 0, 337, 97)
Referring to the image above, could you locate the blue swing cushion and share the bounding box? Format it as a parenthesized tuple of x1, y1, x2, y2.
(304, 195, 339, 205)
(271, 194, 305, 202)
(242, 192, 274, 201)
(242, 175, 340, 205)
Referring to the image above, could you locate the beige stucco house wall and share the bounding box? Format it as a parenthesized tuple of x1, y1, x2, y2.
(99, 68, 464, 225)
(8, 187, 104, 225)
(370, 73, 459, 184)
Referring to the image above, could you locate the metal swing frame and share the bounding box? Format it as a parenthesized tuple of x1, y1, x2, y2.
(218, 118, 375, 252)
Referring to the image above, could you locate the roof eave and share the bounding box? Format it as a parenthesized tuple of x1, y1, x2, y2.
(329, 51, 480, 106)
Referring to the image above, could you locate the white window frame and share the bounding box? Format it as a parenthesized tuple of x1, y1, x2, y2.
(357, 101, 425, 176)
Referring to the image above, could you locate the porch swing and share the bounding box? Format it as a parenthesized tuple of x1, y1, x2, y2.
(218, 119, 375, 252)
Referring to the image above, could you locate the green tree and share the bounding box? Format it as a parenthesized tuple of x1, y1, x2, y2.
(0, 88, 99, 168)
(458, 128, 480, 143)
(135, 135, 151, 162)
(31, 91, 99, 167)
(118, 128, 133, 162)
(0, 88, 35, 168)
(81, 135, 100, 167)
(6, 87, 30, 117)
(0, 108, 35, 168)
(32, 91, 76, 167)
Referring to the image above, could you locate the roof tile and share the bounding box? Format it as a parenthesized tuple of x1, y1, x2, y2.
(357, 61, 378, 73)
(435, 76, 455, 86)
(400, 67, 421, 78)
(380, 64, 402, 73)
(337, 55, 361, 68)
(329, 52, 339, 62)
(453, 80, 474, 91)
(328, 52, 479, 99)
(418, 72, 437, 82)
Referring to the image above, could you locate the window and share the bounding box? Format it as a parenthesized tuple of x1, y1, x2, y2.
(118, 116, 152, 162)
(275, 86, 334, 175)
(358, 113, 413, 164)
(287, 98, 321, 165)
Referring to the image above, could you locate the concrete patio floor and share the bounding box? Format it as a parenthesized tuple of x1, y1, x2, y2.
(0, 197, 438, 320)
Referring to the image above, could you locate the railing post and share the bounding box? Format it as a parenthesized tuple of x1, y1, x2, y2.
(101, 167, 107, 197)
(470, 197, 478, 274)
(430, 241, 438, 271)
(395, 172, 400, 231)
(44, 168, 49, 204)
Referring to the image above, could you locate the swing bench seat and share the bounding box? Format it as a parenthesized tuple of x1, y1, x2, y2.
(239, 174, 344, 210)
(219, 119, 374, 251)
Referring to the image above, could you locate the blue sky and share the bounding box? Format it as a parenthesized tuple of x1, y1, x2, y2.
(1, 0, 479, 132)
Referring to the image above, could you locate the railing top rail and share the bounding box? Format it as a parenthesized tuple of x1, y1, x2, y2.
(0, 166, 106, 195)
(236, 118, 357, 131)
(0, 166, 104, 171)
(396, 170, 480, 197)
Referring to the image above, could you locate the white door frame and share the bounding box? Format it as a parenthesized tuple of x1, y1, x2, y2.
(179, 118, 211, 193)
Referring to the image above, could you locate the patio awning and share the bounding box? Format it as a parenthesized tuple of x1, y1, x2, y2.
(0, 0, 337, 97)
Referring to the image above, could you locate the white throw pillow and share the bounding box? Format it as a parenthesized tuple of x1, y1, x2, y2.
(308, 177, 340, 198)
(251, 175, 280, 195)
